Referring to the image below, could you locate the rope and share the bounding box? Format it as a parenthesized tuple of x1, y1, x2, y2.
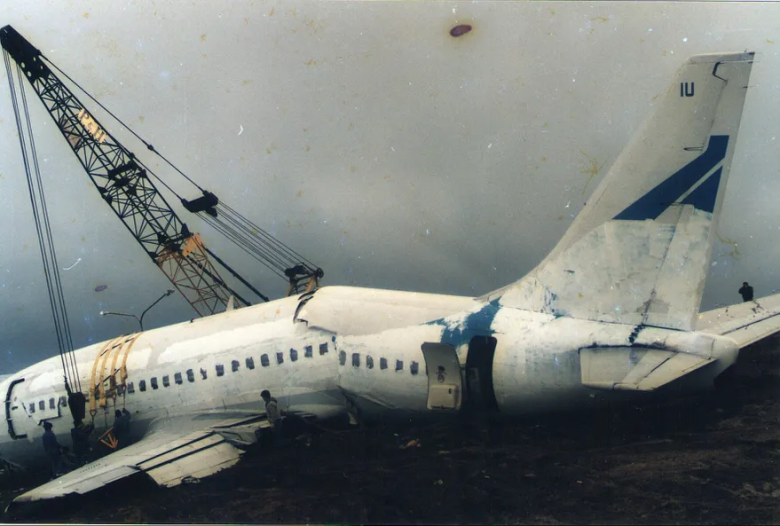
(40, 52, 321, 300)
(4, 51, 81, 392)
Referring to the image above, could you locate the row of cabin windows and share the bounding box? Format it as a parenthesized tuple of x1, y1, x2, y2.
(123, 342, 331, 395)
(28, 395, 68, 414)
(30, 342, 333, 407)
(339, 351, 420, 375)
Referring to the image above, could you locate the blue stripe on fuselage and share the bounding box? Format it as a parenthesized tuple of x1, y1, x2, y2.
(426, 300, 501, 348)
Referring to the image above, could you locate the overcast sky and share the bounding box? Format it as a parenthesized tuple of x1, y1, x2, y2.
(1, 1, 778, 372)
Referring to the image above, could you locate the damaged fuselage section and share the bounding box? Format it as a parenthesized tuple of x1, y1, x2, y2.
(294, 286, 741, 421)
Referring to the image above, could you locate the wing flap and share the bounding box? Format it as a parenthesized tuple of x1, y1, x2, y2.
(145, 441, 241, 487)
(14, 412, 272, 503)
(581, 347, 714, 391)
(696, 293, 780, 348)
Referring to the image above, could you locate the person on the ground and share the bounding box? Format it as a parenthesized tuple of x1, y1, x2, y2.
(261, 390, 283, 446)
(121, 408, 132, 442)
(42, 421, 64, 478)
(71, 420, 95, 466)
(113, 409, 129, 449)
(739, 281, 754, 302)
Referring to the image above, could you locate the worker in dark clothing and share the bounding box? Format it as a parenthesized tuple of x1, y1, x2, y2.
(42, 421, 64, 478)
(261, 390, 283, 448)
(121, 408, 132, 442)
(71, 420, 95, 466)
(739, 281, 754, 302)
(113, 409, 130, 449)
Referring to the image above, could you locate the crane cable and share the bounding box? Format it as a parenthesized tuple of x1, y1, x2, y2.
(42, 54, 322, 284)
(4, 50, 82, 394)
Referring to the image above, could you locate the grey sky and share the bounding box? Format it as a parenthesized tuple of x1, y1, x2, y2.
(0, 1, 778, 372)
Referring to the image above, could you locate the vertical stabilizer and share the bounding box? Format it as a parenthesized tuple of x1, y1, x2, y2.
(486, 52, 754, 331)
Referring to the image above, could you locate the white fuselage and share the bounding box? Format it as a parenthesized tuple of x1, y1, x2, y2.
(0, 285, 739, 467)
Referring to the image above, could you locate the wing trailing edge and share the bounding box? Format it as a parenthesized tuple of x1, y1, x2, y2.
(12, 413, 275, 504)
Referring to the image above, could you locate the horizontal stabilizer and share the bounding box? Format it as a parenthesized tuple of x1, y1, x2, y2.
(581, 347, 715, 391)
(696, 293, 780, 348)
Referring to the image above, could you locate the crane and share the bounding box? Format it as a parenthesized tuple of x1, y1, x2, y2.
(2, 25, 323, 425)
(0, 25, 324, 317)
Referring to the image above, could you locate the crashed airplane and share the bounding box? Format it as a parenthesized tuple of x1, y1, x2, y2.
(3, 51, 780, 504)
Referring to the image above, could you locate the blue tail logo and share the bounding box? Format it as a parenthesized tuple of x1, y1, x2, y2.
(614, 135, 728, 221)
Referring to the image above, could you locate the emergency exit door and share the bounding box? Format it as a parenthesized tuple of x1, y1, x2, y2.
(421, 343, 462, 411)
(4, 378, 29, 439)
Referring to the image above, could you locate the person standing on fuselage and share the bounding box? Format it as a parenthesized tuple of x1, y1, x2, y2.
(739, 281, 754, 302)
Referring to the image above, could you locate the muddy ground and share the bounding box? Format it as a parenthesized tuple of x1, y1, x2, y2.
(2, 337, 779, 524)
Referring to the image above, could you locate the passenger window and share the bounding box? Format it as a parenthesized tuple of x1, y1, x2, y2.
(395, 360, 403, 372)
(216, 364, 225, 377)
(290, 349, 298, 362)
(151, 377, 159, 390)
(163, 375, 170, 387)
(366, 356, 374, 369)
(59, 396, 67, 407)
(261, 354, 270, 367)
(304, 345, 313, 358)
(128, 382, 135, 394)
(339, 351, 346, 366)
(49, 398, 55, 410)
(139, 380, 147, 392)
(410, 361, 419, 375)
(187, 369, 195, 382)
(174, 372, 183, 385)
(352, 353, 360, 367)
(246, 357, 255, 370)
(232, 360, 240, 372)
(380, 358, 388, 370)
(276, 352, 284, 364)
(319, 343, 328, 355)
(200, 368, 208, 380)
(29, 402, 35, 414)
(39, 400, 45, 411)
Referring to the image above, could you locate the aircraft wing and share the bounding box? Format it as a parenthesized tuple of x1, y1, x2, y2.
(695, 293, 780, 348)
(13, 411, 282, 504)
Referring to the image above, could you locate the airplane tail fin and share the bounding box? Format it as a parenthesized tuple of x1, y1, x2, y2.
(485, 52, 754, 331)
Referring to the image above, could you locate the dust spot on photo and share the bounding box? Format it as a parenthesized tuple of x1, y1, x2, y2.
(95, 284, 108, 292)
(200, 34, 207, 43)
(450, 24, 472, 38)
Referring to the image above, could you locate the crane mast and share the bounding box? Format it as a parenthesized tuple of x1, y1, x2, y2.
(1, 25, 238, 316)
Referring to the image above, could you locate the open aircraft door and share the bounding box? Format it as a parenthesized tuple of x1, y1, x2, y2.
(4, 378, 30, 440)
(421, 343, 463, 411)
